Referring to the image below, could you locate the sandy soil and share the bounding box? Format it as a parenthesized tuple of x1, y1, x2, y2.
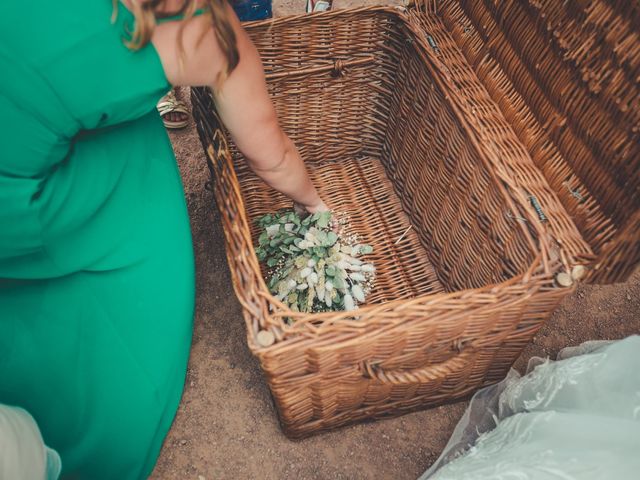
(150, 1, 640, 478)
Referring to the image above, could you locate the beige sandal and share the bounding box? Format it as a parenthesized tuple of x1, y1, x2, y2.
(157, 90, 190, 129)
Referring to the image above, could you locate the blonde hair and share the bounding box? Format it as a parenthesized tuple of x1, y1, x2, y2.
(116, 0, 239, 81)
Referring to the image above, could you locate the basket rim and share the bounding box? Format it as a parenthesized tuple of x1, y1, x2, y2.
(192, 6, 565, 348)
(249, 253, 558, 336)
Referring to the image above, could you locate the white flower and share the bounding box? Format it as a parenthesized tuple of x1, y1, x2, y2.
(325, 281, 334, 291)
(325, 290, 335, 307)
(300, 267, 312, 278)
(343, 294, 355, 311)
(304, 232, 317, 244)
(340, 254, 363, 265)
(266, 224, 280, 237)
(349, 272, 366, 282)
(351, 285, 365, 302)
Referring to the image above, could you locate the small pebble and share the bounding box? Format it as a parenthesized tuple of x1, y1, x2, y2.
(199, 476, 206, 480)
(627, 293, 632, 301)
(180, 440, 187, 446)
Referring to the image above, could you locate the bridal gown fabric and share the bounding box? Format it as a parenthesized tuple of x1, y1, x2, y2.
(0, 1, 195, 478)
(421, 335, 640, 480)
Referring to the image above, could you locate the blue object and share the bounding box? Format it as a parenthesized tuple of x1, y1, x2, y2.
(232, 0, 272, 21)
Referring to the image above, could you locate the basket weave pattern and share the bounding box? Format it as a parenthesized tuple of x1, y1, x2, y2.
(192, 2, 638, 437)
(434, 0, 640, 283)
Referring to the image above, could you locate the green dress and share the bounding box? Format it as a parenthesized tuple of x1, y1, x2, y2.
(0, 1, 195, 478)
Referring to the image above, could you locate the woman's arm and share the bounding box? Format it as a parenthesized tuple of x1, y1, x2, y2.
(151, 5, 328, 212)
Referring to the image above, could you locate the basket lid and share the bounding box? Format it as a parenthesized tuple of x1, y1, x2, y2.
(428, 0, 640, 284)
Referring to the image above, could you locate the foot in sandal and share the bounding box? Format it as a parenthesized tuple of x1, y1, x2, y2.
(157, 89, 190, 129)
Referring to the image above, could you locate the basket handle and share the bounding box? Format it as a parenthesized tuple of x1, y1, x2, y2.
(359, 342, 476, 385)
(265, 55, 375, 81)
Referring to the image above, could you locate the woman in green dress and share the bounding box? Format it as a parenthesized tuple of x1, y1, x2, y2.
(0, 0, 326, 478)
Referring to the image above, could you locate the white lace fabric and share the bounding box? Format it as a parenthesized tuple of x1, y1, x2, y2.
(421, 336, 640, 480)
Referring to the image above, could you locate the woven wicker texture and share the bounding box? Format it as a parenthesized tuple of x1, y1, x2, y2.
(431, 0, 640, 283)
(192, 2, 638, 437)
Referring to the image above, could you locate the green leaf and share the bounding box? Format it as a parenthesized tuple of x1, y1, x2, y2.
(333, 292, 342, 306)
(325, 265, 336, 276)
(316, 231, 328, 245)
(333, 276, 346, 289)
(267, 258, 279, 267)
(313, 246, 327, 257)
(259, 214, 273, 226)
(316, 212, 332, 229)
(326, 231, 338, 246)
(360, 244, 374, 255)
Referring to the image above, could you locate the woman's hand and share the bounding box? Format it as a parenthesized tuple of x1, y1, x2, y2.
(294, 198, 329, 216)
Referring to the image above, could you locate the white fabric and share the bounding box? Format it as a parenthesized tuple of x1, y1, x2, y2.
(0, 405, 61, 480)
(420, 336, 640, 480)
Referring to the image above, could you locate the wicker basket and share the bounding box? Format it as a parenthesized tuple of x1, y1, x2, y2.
(192, 0, 639, 438)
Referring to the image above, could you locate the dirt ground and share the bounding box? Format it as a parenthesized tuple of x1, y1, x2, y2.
(151, 1, 640, 479)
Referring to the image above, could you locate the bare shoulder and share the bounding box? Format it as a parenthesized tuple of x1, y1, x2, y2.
(150, 4, 255, 88)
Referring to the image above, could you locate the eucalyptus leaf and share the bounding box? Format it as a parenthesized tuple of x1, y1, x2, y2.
(256, 209, 375, 316)
(316, 211, 331, 229)
(333, 276, 346, 290)
(326, 231, 338, 246)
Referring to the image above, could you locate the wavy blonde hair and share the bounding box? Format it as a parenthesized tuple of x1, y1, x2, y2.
(115, 0, 239, 81)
